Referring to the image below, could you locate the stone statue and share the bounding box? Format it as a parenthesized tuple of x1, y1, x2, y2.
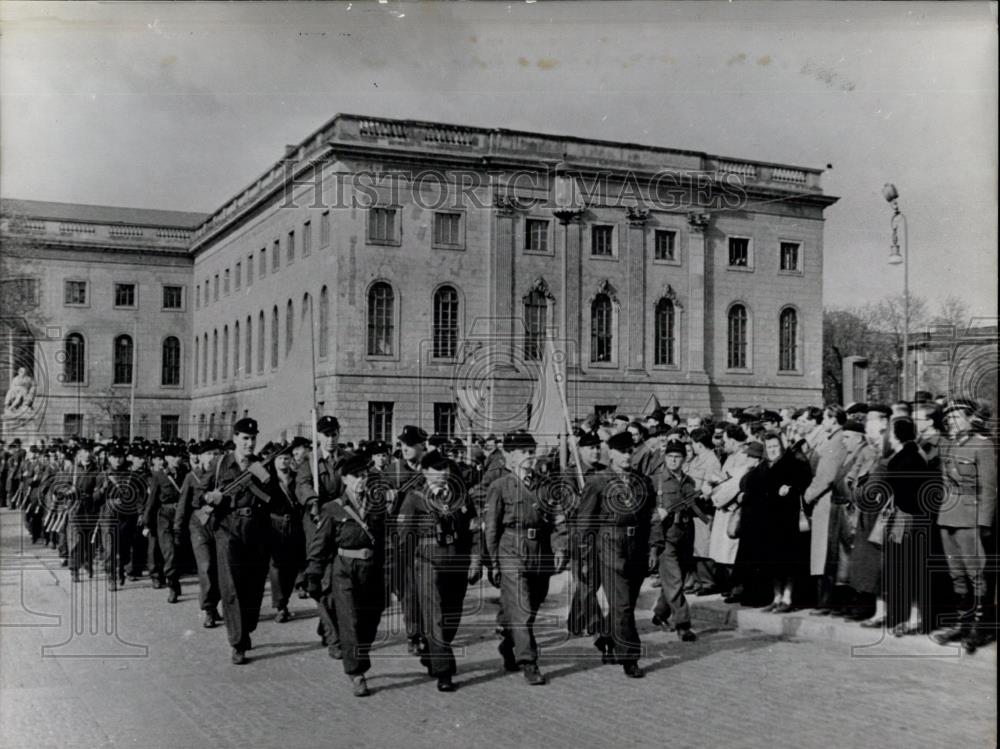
(4, 367, 37, 414)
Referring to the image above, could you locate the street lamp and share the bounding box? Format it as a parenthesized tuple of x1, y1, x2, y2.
(883, 182, 909, 401)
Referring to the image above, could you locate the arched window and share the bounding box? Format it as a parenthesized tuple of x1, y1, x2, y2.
(233, 322, 240, 377)
(271, 306, 279, 368)
(433, 285, 459, 359)
(245, 316, 252, 376)
(193, 336, 199, 387)
(654, 299, 676, 366)
(319, 286, 330, 359)
(212, 329, 219, 382)
(257, 311, 265, 372)
(302, 292, 311, 322)
(727, 304, 749, 369)
(286, 299, 294, 355)
(367, 282, 394, 356)
(222, 326, 229, 379)
(113, 334, 133, 385)
(590, 294, 613, 363)
(779, 307, 798, 371)
(64, 333, 85, 384)
(161, 336, 181, 386)
(523, 290, 547, 361)
(202, 333, 208, 383)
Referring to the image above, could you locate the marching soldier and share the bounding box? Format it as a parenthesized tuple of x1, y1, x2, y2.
(96, 444, 143, 590)
(486, 430, 568, 685)
(265, 446, 305, 623)
(567, 430, 604, 637)
(67, 441, 101, 582)
(202, 418, 272, 665)
(143, 444, 188, 603)
(577, 431, 656, 677)
(175, 442, 222, 628)
(932, 399, 997, 651)
(304, 451, 387, 697)
(295, 415, 346, 656)
(650, 440, 700, 642)
(125, 444, 156, 585)
(397, 451, 480, 692)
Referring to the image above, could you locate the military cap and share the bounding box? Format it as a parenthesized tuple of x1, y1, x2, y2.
(913, 390, 934, 404)
(107, 443, 126, 458)
(577, 430, 601, 448)
(613, 414, 631, 424)
(233, 417, 259, 436)
(187, 442, 205, 456)
(745, 442, 765, 459)
(762, 410, 781, 424)
(944, 397, 979, 416)
(663, 440, 686, 457)
(867, 404, 893, 417)
(503, 429, 537, 452)
(162, 444, 184, 458)
(843, 421, 865, 434)
(75, 439, 94, 452)
(316, 415, 340, 435)
(428, 433, 449, 449)
(369, 440, 390, 455)
(336, 451, 370, 477)
(606, 432, 634, 453)
(399, 425, 429, 446)
(258, 442, 281, 460)
(126, 443, 145, 458)
(223, 440, 236, 451)
(845, 402, 870, 416)
(290, 436, 312, 450)
(420, 450, 452, 471)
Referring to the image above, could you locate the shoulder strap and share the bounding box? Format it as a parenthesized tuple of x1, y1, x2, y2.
(337, 496, 376, 544)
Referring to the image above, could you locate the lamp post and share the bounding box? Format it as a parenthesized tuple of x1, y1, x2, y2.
(883, 183, 909, 401)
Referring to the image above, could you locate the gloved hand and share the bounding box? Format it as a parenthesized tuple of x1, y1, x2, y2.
(553, 552, 567, 574)
(141, 527, 150, 538)
(487, 567, 502, 588)
(467, 556, 483, 585)
(648, 548, 659, 574)
(205, 490, 224, 506)
(304, 575, 323, 600)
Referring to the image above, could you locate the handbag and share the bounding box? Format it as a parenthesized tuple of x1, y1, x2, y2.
(726, 505, 742, 539)
(798, 500, 811, 533)
(867, 505, 894, 547)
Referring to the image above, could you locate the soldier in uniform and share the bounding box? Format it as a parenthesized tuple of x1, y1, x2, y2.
(175, 442, 222, 628)
(143, 444, 188, 603)
(295, 416, 346, 656)
(566, 430, 604, 637)
(67, 441, 101, 582)
(202, 417, 272, 665)
(96, 444, 142, 590)
(386, 425, 429, 656)
(577, 431, 656, 677)
(649, 440, 700, 642)
(124, 444, 156, 585)
(485, 430, 568, 686)
(397, 451, 480, 691)
(304, 451, 387, 697)
(932, 399, 997, 651)
(266, 446, 304, 623)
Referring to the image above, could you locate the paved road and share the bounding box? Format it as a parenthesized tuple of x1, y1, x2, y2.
(0, 508, 994, 749)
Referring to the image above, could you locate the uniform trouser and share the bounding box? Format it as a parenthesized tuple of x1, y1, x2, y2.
(414, 541, 470, 677)
(498, 562, 551, 666)
(214, 514, 270, 650)
(303, 513, 339, 645)
(940, 526, 993, 627)
(396, 532, 423, 643)
(68, 513, 98, 573)
(597, 532, 647, 665)
(126, 521, 147, 577)
(100, 512, 138, 580)
(154, 506, 179, 587)
(147, 524, 164, 582)
(653, 521, 693, 630)
(268, 513, 304, 610)
(330, 554, 385, 676)
(25, 504, 43, 542)
(568, 535, 601, 636)
(189, 514, 220, 612)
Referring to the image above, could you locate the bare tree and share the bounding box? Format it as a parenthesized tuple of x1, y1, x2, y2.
(931, 295, 971, 331)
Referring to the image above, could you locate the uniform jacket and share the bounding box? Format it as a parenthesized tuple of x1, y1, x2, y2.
(304, 490, 387, 582)
(397, 482, 478, 556)
(66, 462, 101, 516)
(144, 466, 189, 527)
(204, 452, 270, 521)
(294, 450, 344, 510)
(938, 431, 997, 528)
(576, 467, 656, 552)
(175, 466, 210, 534)
(486, 468, 568, 573)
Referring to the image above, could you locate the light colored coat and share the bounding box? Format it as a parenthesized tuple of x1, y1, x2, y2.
(804, 427, 847, 576)
(686, 449, 722, 558)
(708, 447, 755, 565)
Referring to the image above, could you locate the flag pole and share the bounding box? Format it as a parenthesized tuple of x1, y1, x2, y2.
(548, 339, 584, 491)
(308, 301, 319, 494)
(128, 319, 138, 441)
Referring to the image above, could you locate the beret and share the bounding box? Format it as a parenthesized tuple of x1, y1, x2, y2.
(233, 417, 259, 436)
(606, 432, 634, 453)
(503, 430, 537, 452)
(316, 416, 340, 435)
(576, 431, 601, 448)
(398, 425, 428, 446)
(664, 440, 686, 457)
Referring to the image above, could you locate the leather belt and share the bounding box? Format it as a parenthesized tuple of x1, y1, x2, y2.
(338, 547, 374, 560)
(231, 507, 254, 518)
(615, 525, 637, 536)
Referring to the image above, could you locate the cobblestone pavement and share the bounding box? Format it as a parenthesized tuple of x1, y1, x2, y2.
(1, 508, 994, 749)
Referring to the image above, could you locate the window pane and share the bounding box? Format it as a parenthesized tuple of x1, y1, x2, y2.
(368, 402, 394, 441)
(163, 285, 183, 309)
(728, 238, 749, 267)
(115, 283, 136, 307)
(592, 226, 613, 256)
(525, 219, 549, 252)
(591, 294, 612, 362)
(162, 337, 181, 385)
(655, 230, 676, 261)
(523, 290, 547, 361)
(64, 334, 85, 383)
(727, 305, 748, 369)
(433, 286, 459, 358)
(367, 283, 394, 355)
(779, 308, 798, 370)
(113, 335, 134, 384)
(654, 300, 675, 365)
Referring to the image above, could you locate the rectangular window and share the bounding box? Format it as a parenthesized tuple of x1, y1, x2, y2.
(223, 269, 230, 295)
(433, 402, 457, 438)
(247, 254, 254, 285)
(287, 230, 295, 264)
(728, 237, 750, 267)
(780, 241, 801, 272)
(63, 413, 83, 438)
(114, 283, 136, 308)
(367, 207, 397, 244)
(272, 240, 280, 271)
(1, 278, 40, 307)
(525, 218, 550, 253)
(321, 210, 331, 247)
(214, 274, 220, 301)
(160, 415, 180, 441)
(112, 414, 130, 440)
(162, 285, 183, 310)
(234, 262, 241, 290)
(260, 248, 267, 277)
(591, 225, 614, 257)
(368, 402, 394, 442)
(654, 230, 677, 262)
(303, 221, 312, 256)
(64, 280, 87, 305)
(204, 281, 210, 307)
(432, 212, 463, 248)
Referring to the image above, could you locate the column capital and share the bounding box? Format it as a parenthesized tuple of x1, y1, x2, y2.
(553, 208, 585, 225)
(494, 194, 524, 217)
(687, 212, 712, 232)
(626, 205, 650, 226)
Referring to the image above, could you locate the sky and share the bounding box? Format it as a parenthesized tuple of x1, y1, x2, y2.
(1, 1, 997, 319)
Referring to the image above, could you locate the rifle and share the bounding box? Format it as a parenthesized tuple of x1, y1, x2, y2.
(194, 444, 292, 526)
(661, 485, 711, 525)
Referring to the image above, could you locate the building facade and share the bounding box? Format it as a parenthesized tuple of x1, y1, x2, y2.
(3, 114, 838, 441)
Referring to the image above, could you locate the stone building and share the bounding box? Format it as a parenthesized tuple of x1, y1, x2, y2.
(3, 114, 839, 441)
